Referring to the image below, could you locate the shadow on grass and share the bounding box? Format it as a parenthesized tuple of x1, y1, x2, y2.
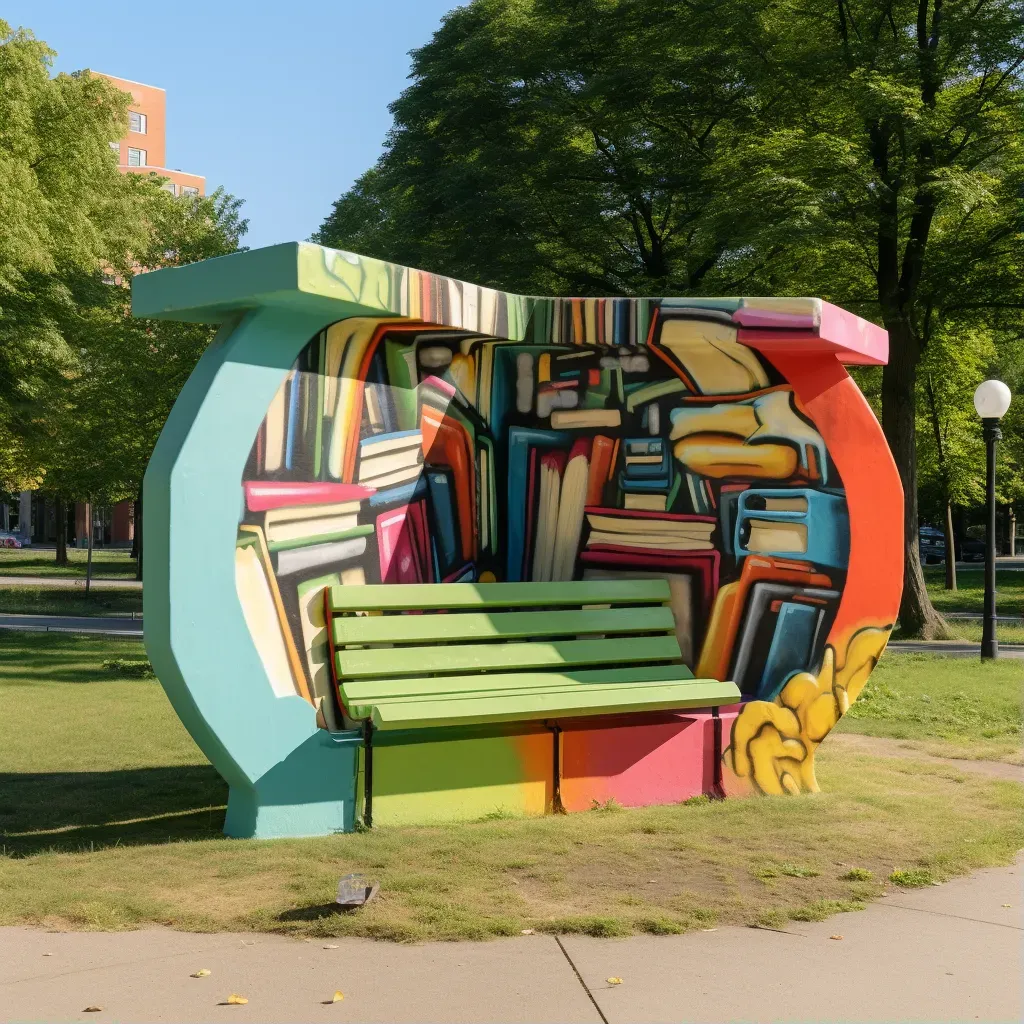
(0, 554, 138, 578)
(277, 904, 344, 922)
(0, 765, 227, 856)
(0, 632, 146, 683)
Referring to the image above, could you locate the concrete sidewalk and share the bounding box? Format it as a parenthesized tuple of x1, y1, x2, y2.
(2, 856, 1020, 1023)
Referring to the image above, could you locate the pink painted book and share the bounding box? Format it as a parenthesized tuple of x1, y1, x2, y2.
(245, 481, 376, 513)
(376, 506, 425, 584)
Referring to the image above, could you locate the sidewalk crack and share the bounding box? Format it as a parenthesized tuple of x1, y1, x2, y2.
(554, 936, 609, 1024)
(880, 902, 1023, 931)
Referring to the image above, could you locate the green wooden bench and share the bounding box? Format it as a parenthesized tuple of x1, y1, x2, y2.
(325, 579, 740, 729)
(324, 579, 741, 825)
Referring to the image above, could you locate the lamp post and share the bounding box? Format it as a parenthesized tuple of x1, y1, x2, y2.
(973, 380, 1013, 660)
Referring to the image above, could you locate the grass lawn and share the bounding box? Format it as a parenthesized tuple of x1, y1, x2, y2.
(0, 547, 138, 580)
(924, 567, 1024, 619)
(944, 621, 1024, 644)
(0, 587, 142, 617)
(835, 651, 1023, 763)
(1, 632, 1022, 941)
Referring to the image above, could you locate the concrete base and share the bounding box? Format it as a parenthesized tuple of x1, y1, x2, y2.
(223, 730, 362, 839)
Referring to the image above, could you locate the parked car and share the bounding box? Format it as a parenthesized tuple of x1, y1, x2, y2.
(0, 530, 23, 548)
(958, 536, 986, 562)
(919, 526, 946, 564)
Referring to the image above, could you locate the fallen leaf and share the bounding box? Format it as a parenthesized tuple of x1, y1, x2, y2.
(607, 977, 623, 985)
(829, 935, 843, 941)
(83, 1007, 102, 1013)
(332, 991, 344, 1003)
(42, 953, 52, 957)
(520, 929, 534, 935)
(226, 994, 248, 1005)
(322, 944, 339, 949)
(1002, 904, 1011, 908)
(191, 969, 211, 978)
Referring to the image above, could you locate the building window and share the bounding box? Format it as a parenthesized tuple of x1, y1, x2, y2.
(180, 185, 200, 197)
(127, 148, 146, 167)
(128, 111, 147, 134)
(162, 181, 177, 196)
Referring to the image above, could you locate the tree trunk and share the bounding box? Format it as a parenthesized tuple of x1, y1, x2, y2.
(880, 321, 952, 638)
(922, 372, 956, 591)
(55, 498, 68, 567)
(131, 493, 140, 561)
(943, 502, 957, 591)
(85, 501, 93, 598)
(134, 487, 143, 582)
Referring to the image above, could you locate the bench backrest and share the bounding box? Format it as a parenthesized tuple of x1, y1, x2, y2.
(325, 579, 683, 704)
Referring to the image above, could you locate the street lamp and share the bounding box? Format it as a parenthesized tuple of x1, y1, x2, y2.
(973, 380, 1012, 660)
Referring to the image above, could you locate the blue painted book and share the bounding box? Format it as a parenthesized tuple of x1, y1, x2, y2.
(367, 476, 429, 509)
(734, 488, 849, 569)
(756, 601, 822, 702)
(425, 470, 459, 576)
(621, 438, 671, 480)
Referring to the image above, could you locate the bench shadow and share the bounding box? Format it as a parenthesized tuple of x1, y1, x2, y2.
(276, 903, 343, 922)
(0, 765, 227, 856)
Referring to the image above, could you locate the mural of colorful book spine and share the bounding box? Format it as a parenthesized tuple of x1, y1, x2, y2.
(138, 243, 902, 836)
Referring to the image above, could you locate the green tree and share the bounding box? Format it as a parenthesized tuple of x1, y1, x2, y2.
(26, 184, 247, 575)
(0, 19, 248, 571)
(0, 23, 148, 414)
(315, 0, 776, 295)
(317, 0, 1024, 636)
(720, 0, 1024, 634)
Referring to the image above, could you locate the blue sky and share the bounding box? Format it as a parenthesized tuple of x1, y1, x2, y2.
(6, 1, 460, 248)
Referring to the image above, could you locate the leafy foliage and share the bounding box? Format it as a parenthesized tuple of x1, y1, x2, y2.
(317, 0, 1024, 634)
(0, 20, 247, 516)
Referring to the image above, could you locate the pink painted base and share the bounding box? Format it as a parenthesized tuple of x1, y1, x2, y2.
(559, 706, 742, 811)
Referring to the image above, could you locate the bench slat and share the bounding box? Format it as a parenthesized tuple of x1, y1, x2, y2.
(326, 579, 670, 612)
(340, 662, 700, 703)
(336, 635, 683, 680)
(332, 605, 676, 646)
(362, 679, 742, 730)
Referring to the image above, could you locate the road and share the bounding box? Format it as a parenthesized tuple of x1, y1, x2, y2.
(0, 613, 143, 637)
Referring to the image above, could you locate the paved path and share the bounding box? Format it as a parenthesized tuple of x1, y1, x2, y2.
(829, 732, 1024, 781)
(1, 855, 1020, 1023)
(0, 575, 141, 589)
(3, 613, 1023, 654)
(888, 639, 1024, 658)
(0, 613, 143, 638)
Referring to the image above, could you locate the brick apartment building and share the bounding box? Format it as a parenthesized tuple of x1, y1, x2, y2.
(10, 73, 205, 548)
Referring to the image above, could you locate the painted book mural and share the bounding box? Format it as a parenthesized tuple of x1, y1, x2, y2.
(138, 243, 901, 837)
(233, 285, 892, 798)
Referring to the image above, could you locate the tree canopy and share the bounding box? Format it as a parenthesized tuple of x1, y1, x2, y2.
(317, 0, 1024, 635)
(0, 19, 247, 559)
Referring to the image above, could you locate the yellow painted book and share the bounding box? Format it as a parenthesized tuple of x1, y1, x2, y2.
(235, 526, 311, 702)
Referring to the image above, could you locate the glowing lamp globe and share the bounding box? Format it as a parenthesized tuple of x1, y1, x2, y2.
(973, 380, 1012, 420)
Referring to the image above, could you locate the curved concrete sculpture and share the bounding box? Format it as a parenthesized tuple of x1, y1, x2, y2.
(136, 242, 902, 838)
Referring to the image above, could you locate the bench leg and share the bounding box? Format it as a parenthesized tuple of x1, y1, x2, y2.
(363, 721, 374, 830)
(549, 723, 566, 814)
